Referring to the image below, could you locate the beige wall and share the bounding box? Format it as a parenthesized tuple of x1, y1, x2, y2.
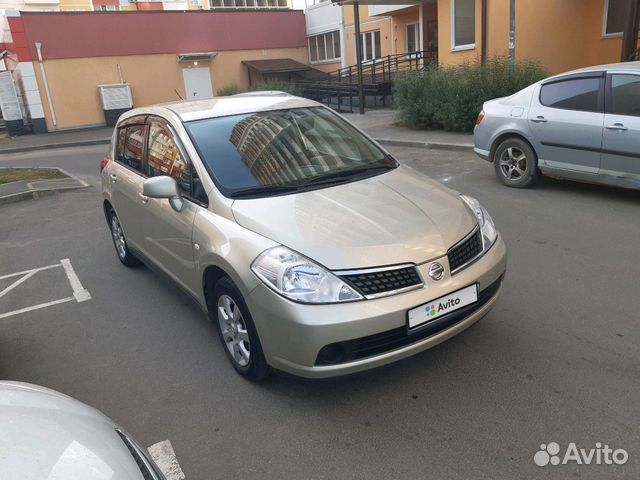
(310, 60, 342, 73)
(33, 47, 308, 130)
(438, 0, 623, 74)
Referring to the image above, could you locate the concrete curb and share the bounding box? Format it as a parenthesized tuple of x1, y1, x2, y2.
(0, 167, 91, 206)
(374, 138, 474, 152)
(0, 138, 110, 155)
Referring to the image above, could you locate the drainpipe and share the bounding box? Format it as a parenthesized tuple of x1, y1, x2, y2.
(508, 0, 516, 64)
(35, 42, 57, 128)
(418, 2, 424, 63)
(339, 6, 347, 69)
(353, 1, 365, 114)
(481, 0, 487, 63)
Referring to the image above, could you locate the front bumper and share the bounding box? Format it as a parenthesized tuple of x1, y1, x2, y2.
(246, 235, 507, 379)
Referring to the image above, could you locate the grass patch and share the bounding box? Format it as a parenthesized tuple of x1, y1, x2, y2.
(0, 168, 67, 185)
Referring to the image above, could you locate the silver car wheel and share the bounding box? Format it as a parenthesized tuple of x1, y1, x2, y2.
(110, 214, 127, 260)
(217, 294, 251, 367)
(499, 147, 527, 180)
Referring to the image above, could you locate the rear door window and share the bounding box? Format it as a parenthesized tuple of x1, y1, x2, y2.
(540, 77, 602, 112)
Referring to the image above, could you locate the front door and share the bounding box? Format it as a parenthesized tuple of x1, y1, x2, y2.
(182, 68, 214, 100)
(142, 118, 199, 297)
(600, 73, 640, 183)
(529, 75, 605, 174)
(110, 121, 149, 254)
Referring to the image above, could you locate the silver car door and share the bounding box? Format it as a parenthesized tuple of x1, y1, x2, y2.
(528, 74, 605, 174)
(109, 121, 149, 253)
(600, 72, 640, 185)
(138, 117, 199, 297)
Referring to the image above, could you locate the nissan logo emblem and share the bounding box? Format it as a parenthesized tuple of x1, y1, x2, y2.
(428, 262, 445, 281)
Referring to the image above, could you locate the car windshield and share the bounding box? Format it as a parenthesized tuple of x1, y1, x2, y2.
(185, 106, 398, 198)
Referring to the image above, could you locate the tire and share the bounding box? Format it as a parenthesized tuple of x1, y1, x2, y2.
(108, 208, 141, 267)
(211, 277, 270, 381)
(493, 137, 540, 188)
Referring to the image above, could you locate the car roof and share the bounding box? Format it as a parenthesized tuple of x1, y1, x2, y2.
(121, 91, 323, 123)
(547, 61, 640, 81)
(0, 381, 146, 480)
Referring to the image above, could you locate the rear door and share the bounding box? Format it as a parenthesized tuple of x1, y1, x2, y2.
(601, 72, 640, 184)
(139, 117, 201, 296)
(110, 118, 149, 253)
(528, 74, 605, 174)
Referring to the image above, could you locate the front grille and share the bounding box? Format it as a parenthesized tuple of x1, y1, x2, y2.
(315, 275, 503, 366)
(448, 227, 483, 273)
(338, 265, 422, 298)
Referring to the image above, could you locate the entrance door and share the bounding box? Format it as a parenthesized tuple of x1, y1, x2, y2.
(182, 68, 213, 100)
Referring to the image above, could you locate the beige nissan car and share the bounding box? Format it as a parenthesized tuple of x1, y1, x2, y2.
(101, 93, 507, 380)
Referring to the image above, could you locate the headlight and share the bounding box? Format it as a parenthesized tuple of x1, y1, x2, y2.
(460, 195, 498, 250)
(251, 246, 363, 304)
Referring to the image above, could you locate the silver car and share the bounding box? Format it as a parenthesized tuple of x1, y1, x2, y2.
(474, 61, 640, 189)
(0, 381, 164, 480)
(101, 93, 507, 380)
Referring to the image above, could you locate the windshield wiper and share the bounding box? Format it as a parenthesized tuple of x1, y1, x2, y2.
(230, 185, 302, 198)
(300, 164, 396, 187)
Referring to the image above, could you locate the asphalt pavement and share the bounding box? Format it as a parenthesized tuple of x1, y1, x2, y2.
(0, 145, 639, 479)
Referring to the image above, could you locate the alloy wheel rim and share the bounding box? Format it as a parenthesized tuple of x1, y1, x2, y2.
(217, 294, 251, 367)
(111, 215, 127, 260)
(499, 147, 527, 180)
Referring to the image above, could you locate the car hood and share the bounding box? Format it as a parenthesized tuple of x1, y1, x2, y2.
(231, 165, 477, 270)
(0, 382, 144, 480)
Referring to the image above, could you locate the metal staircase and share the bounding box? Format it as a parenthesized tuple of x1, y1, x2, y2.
(295, 50, 437, 112)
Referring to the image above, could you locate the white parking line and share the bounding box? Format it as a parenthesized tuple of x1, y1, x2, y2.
(147, 440, 186, 480)
(0, 297, 75, 320)
(60, 258, 91, 302)
(0, 259, 91, 319)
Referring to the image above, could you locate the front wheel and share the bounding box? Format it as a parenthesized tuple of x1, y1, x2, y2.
(212, 277, 270, 381)
(493, 138, 540, 188)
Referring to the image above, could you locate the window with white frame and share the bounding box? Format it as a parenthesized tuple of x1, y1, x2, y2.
(406, 23, 418, 53)
(452, 0, 475, 49)
(96, 4, 119, 10)
(604, 0, 632, 36)
(309, 31, 341, 63)
(360, 30, 381, 61)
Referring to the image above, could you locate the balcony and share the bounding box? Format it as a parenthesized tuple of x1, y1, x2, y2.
(210, 0, 290, 9)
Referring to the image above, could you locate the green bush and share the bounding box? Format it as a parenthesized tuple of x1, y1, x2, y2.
(217, 84, 241, 96)
(393, 57, 548, 132)
(247, 81, 302, 97)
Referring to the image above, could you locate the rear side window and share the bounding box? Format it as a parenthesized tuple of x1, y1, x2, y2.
(540, 78, 602, 112)
(609, 74, 640, 117)
(116, 125, 147, 174)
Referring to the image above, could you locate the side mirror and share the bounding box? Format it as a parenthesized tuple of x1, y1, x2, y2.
(142, 176, 184, 212)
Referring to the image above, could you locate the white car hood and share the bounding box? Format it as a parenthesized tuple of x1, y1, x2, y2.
(0, 382, 144, 480)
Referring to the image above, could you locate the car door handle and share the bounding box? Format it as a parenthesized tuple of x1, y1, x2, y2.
(606, 123, 628, 131)
(138, 192, 149, 204)
(531, 116, 548, 123)
(109, 174, 118, 183)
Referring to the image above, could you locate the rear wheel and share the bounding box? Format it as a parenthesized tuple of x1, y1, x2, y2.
(108, 209, 141, 267)
(493, 138, 540, 188)
(211, 277, 270, 381)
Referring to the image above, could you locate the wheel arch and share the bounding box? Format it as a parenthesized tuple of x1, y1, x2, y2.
(103, 199, 114, 224)
(203, 264, 237, 312)
(490, 131, 538, 164)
